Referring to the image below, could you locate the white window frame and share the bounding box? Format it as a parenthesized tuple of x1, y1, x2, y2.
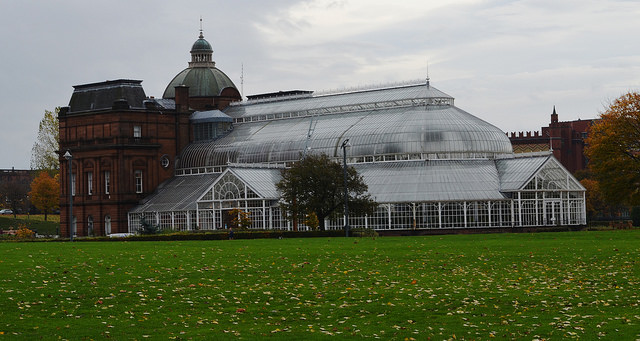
(135, 170, 143, 193)
(134, 125, 142, 139)
(104, 171, 110, 195)
(71, 174, 76, 196)
(87, 172, 93, 196)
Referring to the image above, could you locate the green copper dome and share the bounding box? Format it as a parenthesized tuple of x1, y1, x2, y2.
(163, 67, 237, 98)
(191, 32, 213, 53)
(163, 31, 239, 99)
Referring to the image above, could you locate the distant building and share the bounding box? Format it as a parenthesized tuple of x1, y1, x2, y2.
(509, 107, 597, 174)
(0, 168, 34, 212)
(58, 30, 586, 237)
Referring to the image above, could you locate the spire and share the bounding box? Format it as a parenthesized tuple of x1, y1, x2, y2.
(551, 105, 558, 124)
(189, 19, 215, 68)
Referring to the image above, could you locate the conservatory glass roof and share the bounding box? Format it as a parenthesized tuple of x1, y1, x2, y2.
(130, 174, 220, 213)
(190, 110, 233, 124)
(496, 155, 549, 191)
(227, 168, 282, 199)
(355, 159, 504, 203)
(496, 155, 585, 192)
(225, 81, 454, 120)
(177, 81, 513, 170)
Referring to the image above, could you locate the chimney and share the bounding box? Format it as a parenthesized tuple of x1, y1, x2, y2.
(175, 85, 190, 113)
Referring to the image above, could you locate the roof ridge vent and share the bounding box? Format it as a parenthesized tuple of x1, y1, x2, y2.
(313, 79, 428, 97)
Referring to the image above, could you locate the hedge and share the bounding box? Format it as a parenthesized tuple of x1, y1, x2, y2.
(77, 229, 347, 242)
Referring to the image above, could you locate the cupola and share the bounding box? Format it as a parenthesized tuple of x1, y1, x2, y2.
(162, 28, 242, 109)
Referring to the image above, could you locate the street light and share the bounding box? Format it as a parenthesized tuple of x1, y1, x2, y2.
(341, 139, 351, 237)
(63, 150, 73, 241)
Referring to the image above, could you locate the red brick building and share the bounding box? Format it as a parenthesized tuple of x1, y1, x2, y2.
(58, 31, 241, 237)
(509, 107, 597, 174)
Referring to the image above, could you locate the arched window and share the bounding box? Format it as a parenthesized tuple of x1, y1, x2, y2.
(214, 173, 245, 200)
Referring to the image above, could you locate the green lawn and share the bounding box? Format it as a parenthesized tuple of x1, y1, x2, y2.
(0, 215, 59, 235)
(0, 230, 639, 340)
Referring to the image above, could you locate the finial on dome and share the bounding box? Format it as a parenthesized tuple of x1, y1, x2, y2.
(426, 61, 430, 88)
(189, 20, 215, 67)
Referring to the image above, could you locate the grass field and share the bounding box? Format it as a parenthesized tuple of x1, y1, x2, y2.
(0, 215, 59, 236)
(0, 230, 639, 340)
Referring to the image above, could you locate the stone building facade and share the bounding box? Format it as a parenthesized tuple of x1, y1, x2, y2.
(58, 31, 241, 237)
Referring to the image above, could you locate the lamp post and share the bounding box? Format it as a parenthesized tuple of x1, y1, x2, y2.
(63, 150, 73, 241)
(341, 139, 350, 237)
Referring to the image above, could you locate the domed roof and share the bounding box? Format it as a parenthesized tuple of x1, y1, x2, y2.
(176, 82, 514, 169)
(163, 67, 237, 98)
(163, 30, 239, 99)
(191, 32, 213, 53)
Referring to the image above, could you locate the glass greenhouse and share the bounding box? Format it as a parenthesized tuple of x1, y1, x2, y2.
(128, 81, 586, 232)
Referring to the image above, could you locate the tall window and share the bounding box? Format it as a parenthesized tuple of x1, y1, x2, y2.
(134, 125, 141, 139)
(105, 215, 111, 235)
(87, 215, 94, 236)
(104, 171, 110, 194)
(87, 172, 93, 196)
(135, 170, 143, 193)
(71, 174, 76, 196)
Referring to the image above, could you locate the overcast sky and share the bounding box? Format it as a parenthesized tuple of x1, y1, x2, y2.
(1, 0, 638, 169)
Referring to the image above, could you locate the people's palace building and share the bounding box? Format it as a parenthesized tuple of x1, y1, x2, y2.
(58, 31, 586, 237)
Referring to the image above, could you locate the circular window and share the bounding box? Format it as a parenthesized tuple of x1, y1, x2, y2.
(161, 155, 170, 168)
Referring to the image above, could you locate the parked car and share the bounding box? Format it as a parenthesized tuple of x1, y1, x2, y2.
(0, 209, 13, 215)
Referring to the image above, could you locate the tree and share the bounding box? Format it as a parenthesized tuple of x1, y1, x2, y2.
(276, 153, 377, 231)
(580, 178, 608, 222)
(304, 212, 319, 230)
(138, 217, 159, 235)
(29, 172, 60, 221)
(229, 208, 252, 229)
(1, 181, 28, 218)
(585, 92, 640, 206)
(31, 107, 60, 176)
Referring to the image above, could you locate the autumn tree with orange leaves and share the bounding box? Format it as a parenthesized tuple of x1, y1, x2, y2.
(579, 178, 610, 221)
(29, 172, 60, 221)
(585, 92, 640, 206)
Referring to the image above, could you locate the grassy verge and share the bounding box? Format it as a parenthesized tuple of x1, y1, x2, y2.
(0, 230, 639, 339)
(0, 215, 59, 235)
